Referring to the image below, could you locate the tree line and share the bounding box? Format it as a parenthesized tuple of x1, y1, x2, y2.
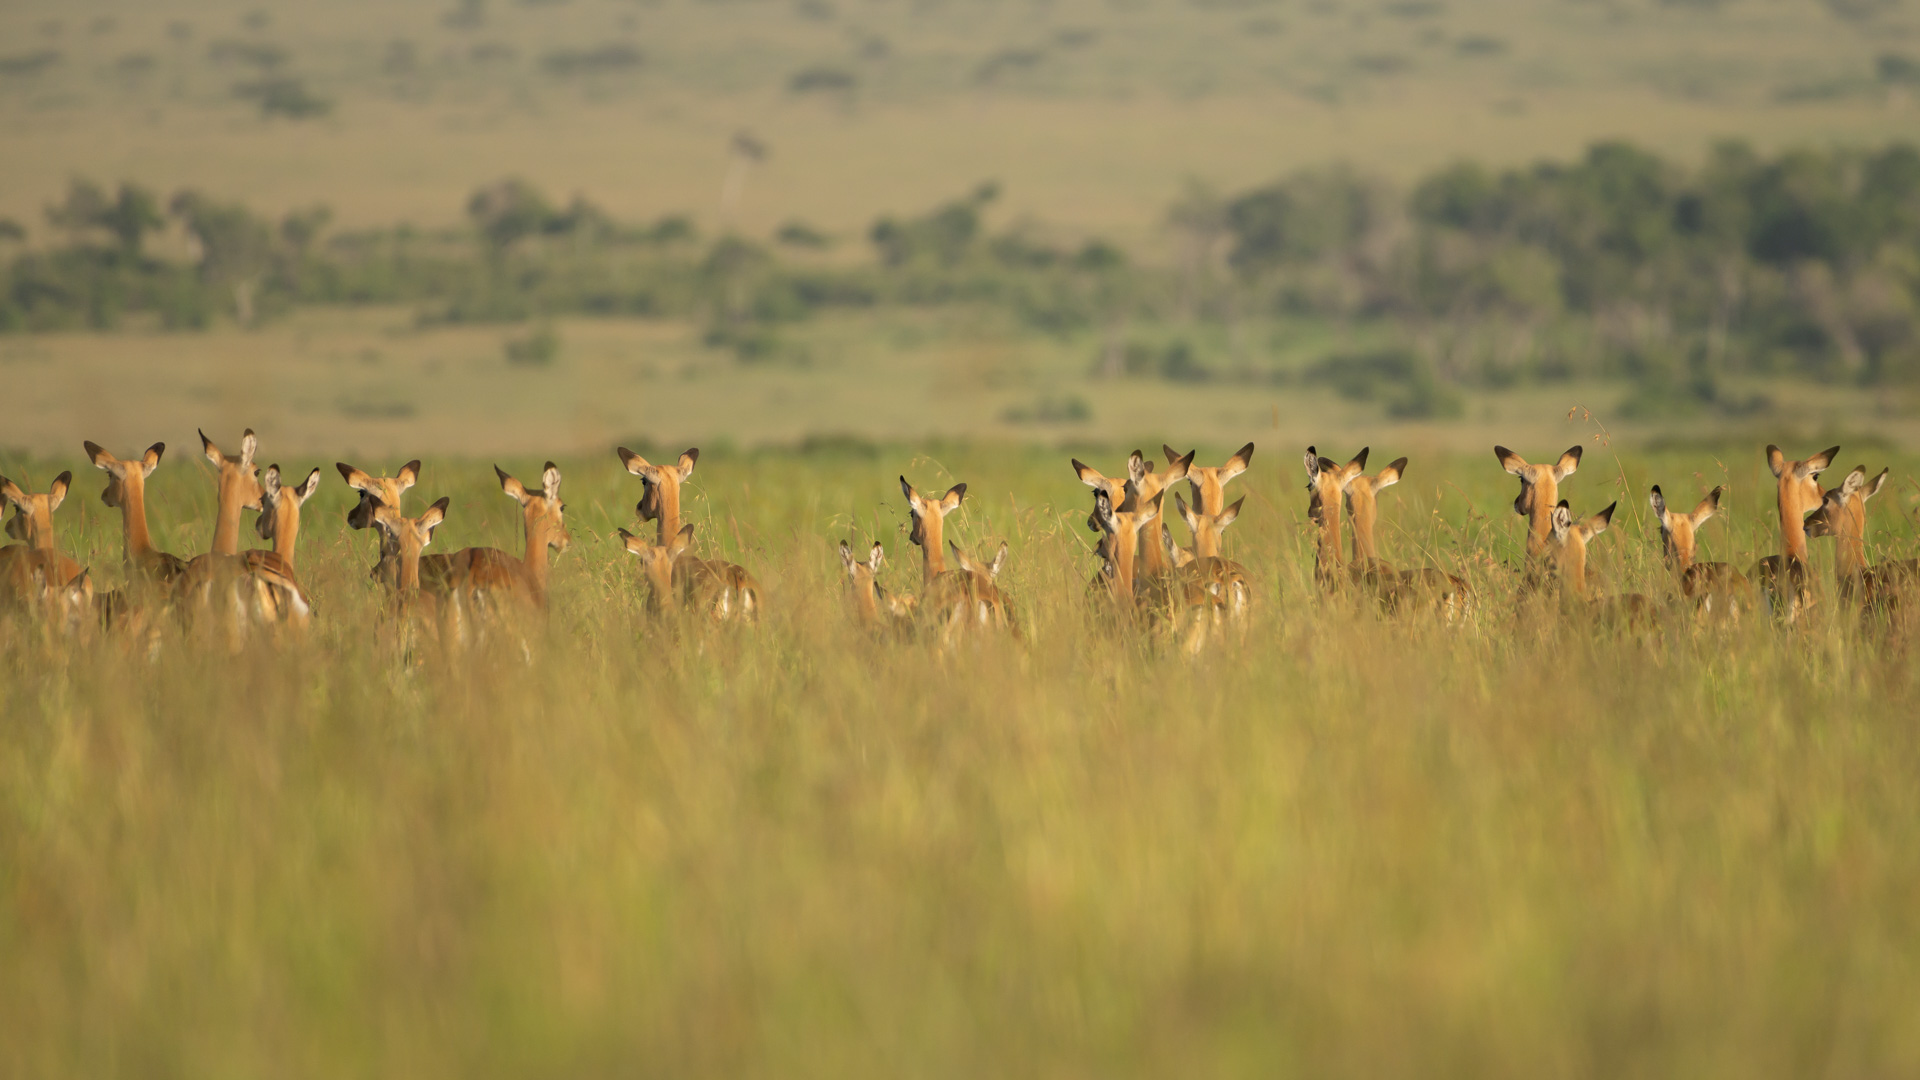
(3, 140, 1916, 416)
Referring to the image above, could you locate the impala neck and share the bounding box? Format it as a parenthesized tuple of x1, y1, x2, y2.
(273, 509, 301, 565)
(919, 516, 947, 583)
(1526, 503, 1555, 559)
(1348, 492, 1378, 564)
(121, 479, 156, 562)
(1834, 506, 1868, 578)
(397, 546, 421, 591)
(1778, 501, 1809, 562)
(1315, 498, 1343, 581)
(1136, 498, 1168, 575)
(1196, 527, 1222, 561)
(656, 481, 682, 546)
(1111, 526, 1138, 598)
(522, 514, 553, 595)
(211, 485, 248, 556)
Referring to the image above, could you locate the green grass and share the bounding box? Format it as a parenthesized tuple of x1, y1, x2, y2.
(5, 438, 1920, 1074)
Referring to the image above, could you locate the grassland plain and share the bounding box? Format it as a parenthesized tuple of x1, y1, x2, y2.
(4, 435, 1920, 1075)
(3, 0, 1918, 244)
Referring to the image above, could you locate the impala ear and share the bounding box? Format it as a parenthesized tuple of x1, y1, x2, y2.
(142, 443, 165, 475)
(421, 497, 449, 537)
(84, 441, 113, 470)
(44, 471, 71, 511)
(398, 460, 421, 491)
(1176, 492, 1198, 532)
(1551, 501, 1572, 538)
(1127, 450, 1148, 485)
(497, 466, 529, 505)
(0, 476, 24, 507)
(1865, 468, 1889, 501)
(988, 541, 1007, 578)
(1164, 449, 1195, 483)
(947, 539, 971, 572)
(869, 542, 884, 569)
(337, 462, 373, 491)
(297, 468, 322, 503)
(263, 464, 284, 497)
(617, 446, 651, 475)
(670, 523, 694, 556)
(838, 539, 855, 570)
(199, 429, 223, 465)
(1376, 458, 1406, 490)
(677, 449, 698, 482)
(542, 462, 562, 500)
(1218, 496, 1244, 529)
(1804, 446, 1840, 478)
(1091, 488, 1116, 534)
(1071, 459, 1108, 490)
(1649, 485, 1667, 519)
(1303, 448, 1321, 484)
(1224, 442, 1254, 478)
(617, 526, 642, 552)
(938, 483, 966, 515)
(1585, 501, 1617, 536)
(899, 475, 920, 509)
(1553, 445, 1582, 480)
(1495, 445, 1527, 477)
(239, 430, 258, 469)
(1691, 486, 1722, 526)
(1765, 445, 1786, 478)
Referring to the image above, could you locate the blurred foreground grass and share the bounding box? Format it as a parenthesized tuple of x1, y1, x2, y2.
(4, 440, 1920, 1076)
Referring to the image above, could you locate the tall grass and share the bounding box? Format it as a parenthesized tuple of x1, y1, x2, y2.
(4, 439, 1920, 1076)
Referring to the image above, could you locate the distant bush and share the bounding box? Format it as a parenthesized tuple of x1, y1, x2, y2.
(788, 66, 856, 93)
(233, 77, 332, 119)
(0, 50, 63, 76)
(541, 44, 642, 76)
(504, 323, 560, 366)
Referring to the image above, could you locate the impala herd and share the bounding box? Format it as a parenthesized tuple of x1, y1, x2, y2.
(0, 429, 1915, 655)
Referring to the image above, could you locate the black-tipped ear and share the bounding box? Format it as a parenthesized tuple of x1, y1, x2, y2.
(1597, 501, 1617, 525)
(494, 465, 511, 484)
(336, 462, 356, 482)
(899, 475, 914, 501)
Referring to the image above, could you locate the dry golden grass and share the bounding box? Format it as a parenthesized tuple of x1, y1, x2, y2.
(4, 437, 1920, 1074)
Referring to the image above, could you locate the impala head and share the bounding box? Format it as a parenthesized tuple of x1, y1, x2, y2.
(200, 428, 266, 512)
(1649, 484, 1722, 570)
(1074, 449, 1191, 534)
(1176, 491, 1244, 560)
(255, 465, 322, 546)
(949, 540, 1009, 580)
(1804, 465, 1887, 541)
(1091, 483, 1162, 594)
(1177, 441, 1254, 517)
(1495, 444, 1582, 556)
(840, 538, 887, 582)
(498, 463, 570, 553)
(1, 471, 71, 548)
(1767, 445, 1841, 558)
(1342, 456, 1405, 563)
(619, 522, 694, 605)
(1160, 523, 1195, 569)
(1549, 499, 1616, 598)
(1303, 446, 1368, 527)
(900, 476, 967, 566)
(337, 459, 421, 533)
(84, 440, 165, 509)
(619, 447, 699, 538)
(367, 495, 450, 588)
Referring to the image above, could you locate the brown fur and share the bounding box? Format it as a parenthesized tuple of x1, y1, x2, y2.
(621, 523, 763, 623)
(902, 476, 1013, 641)
(618, 446, 699, 545)
(1752, 444, 1838, 621)
(0, 471, 83, 609)
(1303, 446, 1368, 591)
(84, 440, 187, 586)
(1074, 449, 1193, 579)
(1805, 465, 1918, 613)
(1649, 484, 1750, 615)
(1494, 444, 1583, 559)
(337, 459, 456, 591)
(1548, 499, 1659, 630)
(840, 539, 917, 634)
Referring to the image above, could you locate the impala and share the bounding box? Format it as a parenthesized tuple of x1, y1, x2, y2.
(840, 539, 917, 633)
(446, 463, 572, 612)
(1089, 486, 1217, 652)
(1804, 465, 1918, 612)
(364, 494, 452, 657)
(1547, 500, 1657, 628)
(1074, 449, 1193, 580)
(1495, 444, 1583, 560)
(337, 459, 456, 591)
(1649, 484, 1749, 614)
(618, 446, 700, 544)
(1171, 492, 1251, 621)
(1341, 455, 1473, 619)
(1753, 444, 1838, 621)
(900, 476, 1013, 640)
(247, 465, 322, 630)
(83, 440, 187, 586)
(1, 471, 83, 608)
(619, 522, 762, 622)
(1176, 441, 1254, 517)
(176, 430, 271, 646)
(1303, 446, 1368, 591)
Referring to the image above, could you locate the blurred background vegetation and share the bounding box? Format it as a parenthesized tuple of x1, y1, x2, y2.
(2, 0, 1919, 451)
